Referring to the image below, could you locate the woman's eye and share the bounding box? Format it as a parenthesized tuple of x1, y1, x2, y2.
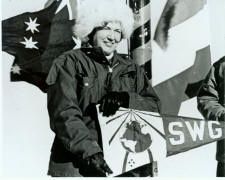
(114, 30, 121, 34)
(103, 26, 111, 30)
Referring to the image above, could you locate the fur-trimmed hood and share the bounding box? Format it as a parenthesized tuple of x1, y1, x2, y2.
(73, 0, 134, 41)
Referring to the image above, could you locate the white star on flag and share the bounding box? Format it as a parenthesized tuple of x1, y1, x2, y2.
(11, 64, 21, 75)
(24, 17, 40, 34)
(55, 0, 78, 20)
(20, 37, 39, 49)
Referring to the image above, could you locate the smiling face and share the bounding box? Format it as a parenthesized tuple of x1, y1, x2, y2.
(92, 21, 122, 57)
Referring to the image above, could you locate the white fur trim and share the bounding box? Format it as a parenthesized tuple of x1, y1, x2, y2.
(73, 0, 134, 40)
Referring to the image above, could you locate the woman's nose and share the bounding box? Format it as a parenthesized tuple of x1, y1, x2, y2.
(107, 31, 115, 41)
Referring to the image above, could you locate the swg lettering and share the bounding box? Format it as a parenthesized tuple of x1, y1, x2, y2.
(168, 121, 222, 145)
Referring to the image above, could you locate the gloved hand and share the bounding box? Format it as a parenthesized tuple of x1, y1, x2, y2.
(99, 91, 129, 117)
(85, 152, 113, 176)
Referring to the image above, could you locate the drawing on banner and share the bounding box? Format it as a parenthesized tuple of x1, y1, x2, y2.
(97, 107, 167, 176)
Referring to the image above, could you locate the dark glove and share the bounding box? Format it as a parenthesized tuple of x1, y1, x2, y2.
(85, 152, 113, 176)
(99, 91, 129, 117)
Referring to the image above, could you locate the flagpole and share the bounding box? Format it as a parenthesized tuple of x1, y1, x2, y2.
(128, 0, 152, 81)
(125, 0, 131, 58)
(128, 0, 156, 176)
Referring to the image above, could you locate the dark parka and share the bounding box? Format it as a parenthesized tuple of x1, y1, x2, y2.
(197, 56, 225, 163)
(46, 47, 161, 176)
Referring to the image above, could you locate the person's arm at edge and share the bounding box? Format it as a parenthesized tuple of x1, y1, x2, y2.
(197, 64, 225, 121)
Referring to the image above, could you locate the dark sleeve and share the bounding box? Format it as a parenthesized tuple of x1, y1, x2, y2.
(197, 64, 225, 121)
(46, 54, 102, 159)
(128, 65, 161, 113)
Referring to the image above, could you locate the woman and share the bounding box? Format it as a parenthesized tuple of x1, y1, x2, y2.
(46, 0, 161, 177)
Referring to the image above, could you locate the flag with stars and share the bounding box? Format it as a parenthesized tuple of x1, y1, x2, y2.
(2, 0, 76, 92)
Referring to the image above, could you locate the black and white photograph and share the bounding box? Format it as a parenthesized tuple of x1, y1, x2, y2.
(1, 0, 225, 177)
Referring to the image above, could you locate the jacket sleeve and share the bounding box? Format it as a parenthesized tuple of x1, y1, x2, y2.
(46, 54, 102, 159)
(197, 65, 225, 121)
(128, 65, 161, 113)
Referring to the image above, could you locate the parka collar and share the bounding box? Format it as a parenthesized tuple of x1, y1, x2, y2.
(81, 47, 133, 66)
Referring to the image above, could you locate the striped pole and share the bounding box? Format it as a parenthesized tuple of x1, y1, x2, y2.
(128, 0, 157, 177)
(128, 0, 152, 80)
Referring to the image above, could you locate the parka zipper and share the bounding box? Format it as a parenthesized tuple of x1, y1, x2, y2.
(107, 63, 119, 73)
(105, 62, 119, 91)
